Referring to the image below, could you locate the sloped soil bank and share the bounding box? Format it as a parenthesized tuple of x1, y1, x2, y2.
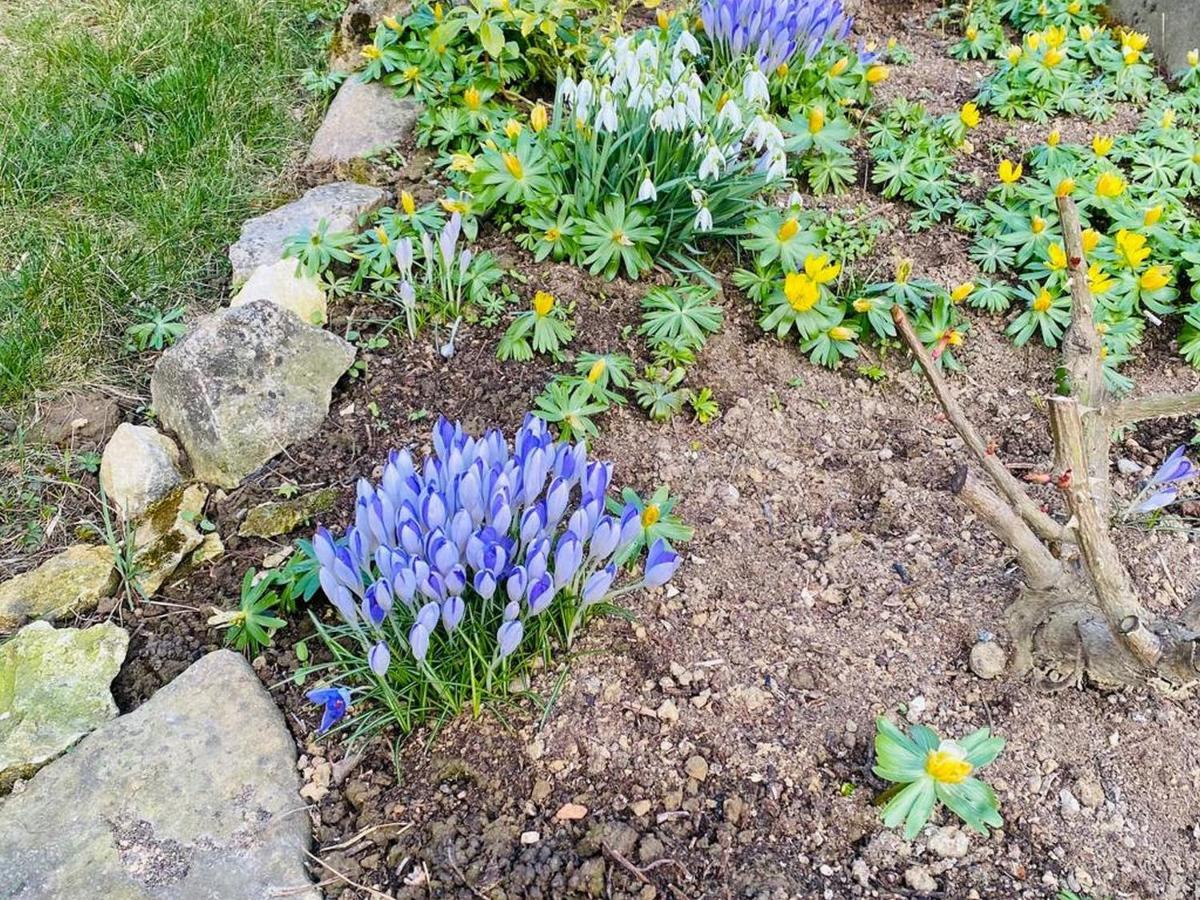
(107, 5, 1200, 900)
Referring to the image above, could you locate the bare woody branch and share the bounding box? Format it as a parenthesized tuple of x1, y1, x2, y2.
(1112, 391, 1200, 427)
(1047, 397, 1161, 668)
(891, 304, 1065, 544)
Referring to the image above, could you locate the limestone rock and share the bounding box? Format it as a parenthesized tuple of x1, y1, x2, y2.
(969, 640, 1006, 680)
(228, 182, 387, 286)
(0, 621, 128, 791)
(305, 76, 421, 168)
(238, 487, 339, 538)
(150, 300, 355, 488)
(0, 650, 317, 899)
(0, 545, 116, 633)
(1107, 0, 1199, 73)
(231, 257, 327, 326)
(99, 423, 184, 521)
(329, 0, 413, 72)
(132, 484, 209, 596)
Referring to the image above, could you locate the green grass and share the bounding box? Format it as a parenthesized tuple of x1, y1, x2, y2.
(0, 0, 330, 404)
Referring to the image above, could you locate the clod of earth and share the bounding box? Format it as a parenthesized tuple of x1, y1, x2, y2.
(0, 545, 116, 633)
(0, 650, 315, 899)
(150, 300, 355, 489)
(0, 621, 128, 792)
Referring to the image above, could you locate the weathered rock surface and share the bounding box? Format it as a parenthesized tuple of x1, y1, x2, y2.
(150, 300, 355, 488)
(329, 0, 413, 72)
(0, 545, 116, 633)
(27, 391, 120, 447)
(228, 181, 387, 286)
(0, 650, 316, 899)
(0, 621, 128, 791)
(238, 487, 339, 538)
(100, 423, 184, 521)
(305, 76, 421, 168)
(1108, 0, 1199, 73)
(132, 484, 209, 596)
(231, 257, 328, 326)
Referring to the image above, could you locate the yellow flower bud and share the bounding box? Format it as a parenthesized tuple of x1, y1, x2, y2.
(449, 152, 476, 173)
(925, 745, 973, 784)
(586, 359, 606, 383)
(1031, 215, 1047, 234)
(866, 65, 889, 84)
(1161, 108, 1176, 129)
(1121, 30, 1148, 51)
(951, 282, 975, 302)
(852, 297, 872, 313)
(1095, 171, 1125, 198)
(1123, 49, 1139, 66)
(656, 9, 669, 29)
(1092, 134, 1113, 156)
(1081, 229, 1101, 254)
(828, 57, 849, 77)
(776, 62, 790, 79)
(1189, 49, 1199, 68)
(362, 45, 382, 61)
(804, 253, 841, 284)
(808, 105, 826, 134)
(946, 330, 964, 347)
(777, 217, 800, 242)
(1047, 129, 1061, 147)
(532, 290, 555, 316)
(998, 159, 1022, 184)
(464, 86, 482, 111)
(400, 191, 416, 215)
(1043, 47, 1065, 68)
(501, 152, 524, 179)
(1033, 289, 1053, 312)
(1006, 45, 1022, 64)
(1079, 25, 1094, 42)
(641, 504, 661, 527)
(1055, 177, 1075, 197)
(1067, 0, 1081, 12)
(1139, 265, 1171, 291)
(530, 103, 548, 133)
(829, 326, 855, 342)
(1047, 243, 1067, 270)
(504, 118, 522, 140)
(382, 15, 400, 30)
(966, 25, 978, 40)
(960, 101, 980, 128)
(1144, 205, 1163, 226)
(784, 272, 819, 312)
(1026, 32, 1041, 51)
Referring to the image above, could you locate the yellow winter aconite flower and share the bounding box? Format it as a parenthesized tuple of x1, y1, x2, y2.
(502, 152, 524, 179)
(829, 56, 849, 77)
(656, 8, 669, 29)
(440, 197, 469, 214)
(1139, 265, 1171, 291)
(362, 45, 382, 61)
(829, 326, 856, 342)
(804, 253, 841, 284)
(374, 226, 390, 245)
(784, 272, 820, 312)
(402, 65, 420, 83)
(1043, 47, 1065, 67)
(853, 297, 873, 313)
(464, 86, 482, 110)
(965, 24, 978, 41)
(776, 62, 790, 78)
(1046, 129, 1061, 147)
(1033, 288, 1053, 312)
(1055, 177, 1075, 197)
(1026, 32, 1041, 51)
(951, 282, 975, 302)
(1006, 45, 1022, 64)
(532, 291, 555, 316)
(896, 257, 913, 283)
(1120, 30, 1148, 51)
(382, 15, 400, 29)
(1144, 205, 1164, 226)
(640, 504, 661, 527)
(1189, 49, 1199, 68)
(400, 191, 416, 215)
(925, 742, 973, 785)
(1067, 0, 1081, 12)
(543, 225, 560, 243)
(433, 2, 443, 19)
(960, 102, 980, 128)
(946, 329, 964, 347)
(530, 103, 548, 133)
(1088, 263, 1115, 294)
(1081, 228, 1101, 253)
(1079, 25, 1094, 42)
(1161, 107, 1176, 129)
(504, 118, 522, 139)
(777, 217, 800, 241)
(1092, 134, 1114, 156)
(1047, 243, 1067, 270)
(1095, 171, 1125, 198)
(808, 105, 826, 134)
(1115, 229, 1150, 267)
(1123, 49, 1139, 66)
(450, 152, 476, 173)
(1031, 215, 1047, 234)
(866, 65, 889, 83)
(586, 359, 606, 383)
(998, 159, 1022, 184)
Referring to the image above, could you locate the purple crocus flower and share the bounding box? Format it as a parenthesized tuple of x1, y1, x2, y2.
(506, 566, 528, 603)
(582, 564, 617, 606)
(409, 621, 431, 661)
(1130, 446, 1195, 515)
(700, 0, 851, 73)
(307, 686, 351, 734)
(497, 619, 524, 659)
(527, 573, 554, 616)
(643, 539, 681, 588)
(368, 641, 391, 676)
(441, 595, 465, 632)
(553, 532, 583, 590)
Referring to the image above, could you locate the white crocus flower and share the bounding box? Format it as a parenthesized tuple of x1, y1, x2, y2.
(742, 65, 769, 107)
(637, 172, 657, 202)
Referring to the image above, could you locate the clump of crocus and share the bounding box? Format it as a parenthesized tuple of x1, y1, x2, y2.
(699, 0, 852, 73)
(304, 415, 683, 737)
(873, 717, 1005, 839)
(1124, 445, 1195, 517)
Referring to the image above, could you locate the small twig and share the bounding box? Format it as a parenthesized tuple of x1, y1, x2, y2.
(304, 849, 395, 899)
(602, 841, 691, 885)
(1111, 391, 1200, 426)
(319, 820, 412, 854)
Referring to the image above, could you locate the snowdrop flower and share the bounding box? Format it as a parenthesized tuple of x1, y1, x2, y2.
(694, 205, 713, 232)
(637, 172, 658, 202)
(596, 95, 618, 133)
(575, 78, 594, 114)
(718, 98, 743, 129)
(558, 75, 577, 105)
(676, 29, 701, 57)
(742, 64, 770, 107)
(698, 143, 724, 180)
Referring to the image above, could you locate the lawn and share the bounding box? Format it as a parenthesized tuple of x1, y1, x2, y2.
(0, 0, 328, 404)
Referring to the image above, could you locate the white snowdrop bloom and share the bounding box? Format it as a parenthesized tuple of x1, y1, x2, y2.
(788, 190, 804, 207)
(686, 89, 702, 126)
(694, 205, 714, 232)
(676, 29, 701, 57)
(718, 98, 744, 130)
(576, 78, 594, 114)
(558, 76, 577, 106)
(669, 56, 685, 81)
(596, 96, 618, 133)
(761, 150, 787, 180)
(650, 106, 669, 131)
(744, 115, 782, 153)
(742, 65, 770, 107)
(690, 187, 706, 206)
(637, 173, 658, 202)
(637, 40, 658, 66)
(699, 143, 724, 180)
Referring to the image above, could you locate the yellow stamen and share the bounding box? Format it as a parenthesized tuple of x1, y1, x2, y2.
(640, 504, 660, 527)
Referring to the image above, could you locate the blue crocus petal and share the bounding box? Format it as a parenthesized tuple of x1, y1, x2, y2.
(616, 505, 642, 553)
(441, 595, 465, 632)
(313, 526, 338, 570)
(506, 566, 528, 604)
(520, 502, 546, 545)
(526, 572, 555, 616)
(422, 489, 447, 530)
(474, 570, 497, 600)
(553, 532, 583, 590)
(582, 564, 617, 606)
(416, 600, 440, 632)
(496, 619, 524, 659)
(643, 539, 681, 588)
(445, 565, 467, 596)
(503, 599, 521, 621)
(526, 547, 548, 584)
(409, 621, 431, 661)
(307, 686, 351, 734)
(368, 641, 391, 676)
(1150, 446, 1194, 487)
(1132, 487, 1179, 514)
(393, 567, 417, 606)
(588, 516, 620, 561)
(546, 477, 571, 527)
